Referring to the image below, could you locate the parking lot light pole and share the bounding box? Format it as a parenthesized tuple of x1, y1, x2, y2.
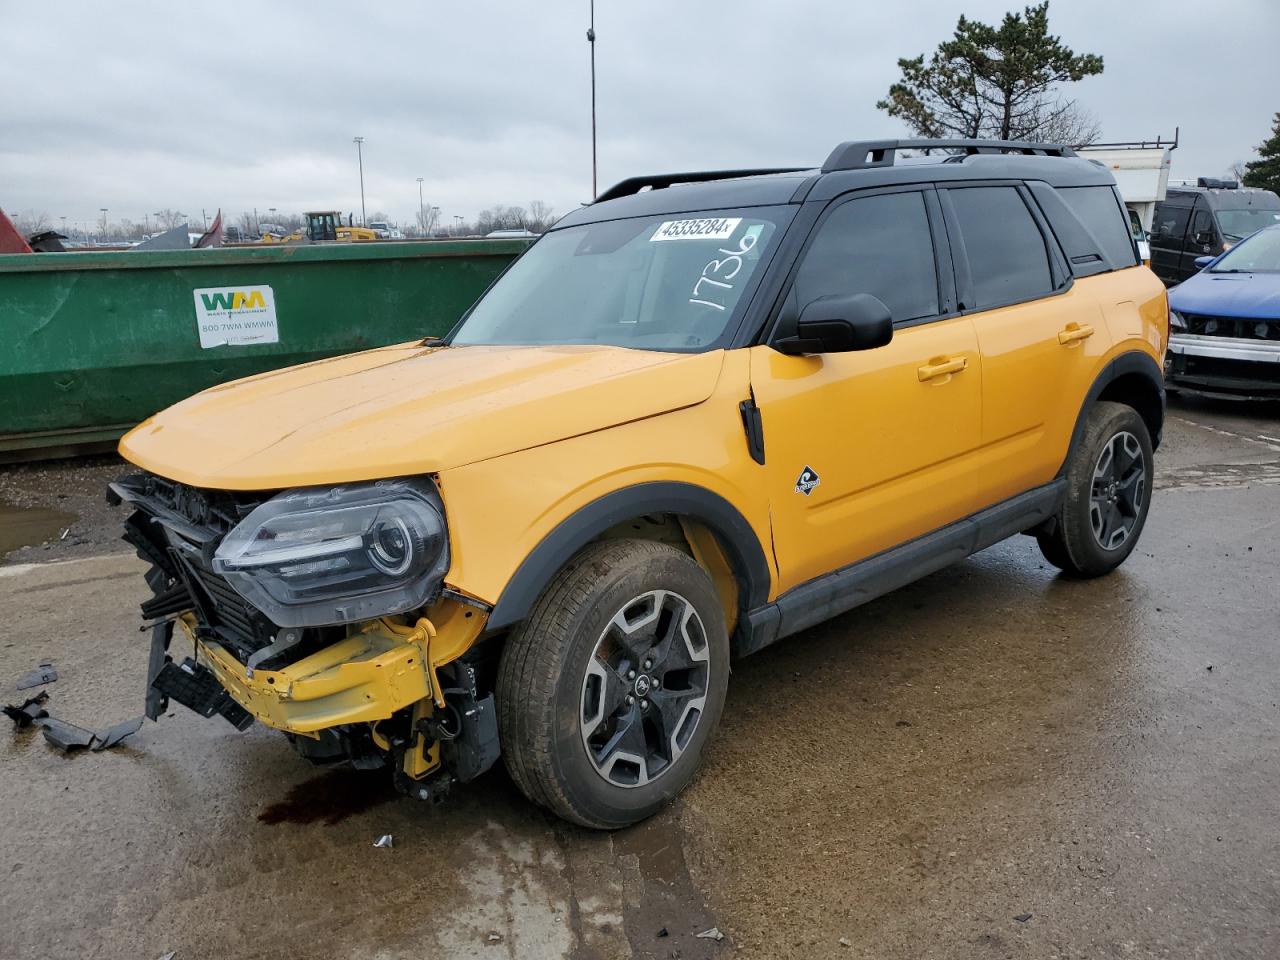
(587, 0, 597, 198)
(353, 136, 367, 227)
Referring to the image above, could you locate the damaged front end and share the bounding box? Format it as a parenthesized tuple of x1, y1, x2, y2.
(108, 472, 500, 801)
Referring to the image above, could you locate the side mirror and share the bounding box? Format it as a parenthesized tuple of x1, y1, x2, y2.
(1194, 255, 1215, 270)
(775, 294, 894, 355)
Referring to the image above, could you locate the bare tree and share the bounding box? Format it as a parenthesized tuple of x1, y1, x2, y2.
(472, 202, 557, 235)
(524, 201, 558, 233)
(1027, 97, 1101, 146)
(474, 205, 518, 234)
(415, 203, 440, 236)
(10, 210, 51, 235)
(154, 208, 188, 231)
(1226, 160, 1248, 183)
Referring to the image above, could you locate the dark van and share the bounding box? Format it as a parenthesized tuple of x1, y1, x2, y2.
(1149, 179, 1280, 285)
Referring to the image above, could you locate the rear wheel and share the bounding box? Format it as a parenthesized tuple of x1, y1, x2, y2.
(496, 539, 730, 829)
(1037, 401, 1153, 577)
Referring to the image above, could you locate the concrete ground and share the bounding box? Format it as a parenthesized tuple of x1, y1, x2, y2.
(2, 394, 1279, 960)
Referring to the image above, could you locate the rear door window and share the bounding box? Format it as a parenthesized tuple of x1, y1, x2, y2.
(792, 191, 940, 323)
(947, 186, 1054, 309)
(1188, 202, 1215, 248)
(1058, 186, 1139, 269)
(1151, 203, 1191, 250)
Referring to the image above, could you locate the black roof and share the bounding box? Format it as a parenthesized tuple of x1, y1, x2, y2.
(558, 138, 1117, 228)
(1165, 184, 1280, 208)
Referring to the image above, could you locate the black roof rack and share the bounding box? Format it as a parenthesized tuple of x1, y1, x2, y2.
(594, 168, 810, 203)
(822, 138, 1076, 173)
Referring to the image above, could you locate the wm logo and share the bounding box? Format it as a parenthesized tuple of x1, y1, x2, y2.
(200, 290, 266, 311)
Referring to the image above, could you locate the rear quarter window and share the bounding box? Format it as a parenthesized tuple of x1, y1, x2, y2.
(948, 186, 1054, 309)
(1058, 186, 1138, 270)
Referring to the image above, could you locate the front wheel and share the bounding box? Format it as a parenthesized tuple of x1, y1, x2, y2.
(1037, 400, 1153, 577)
(496, 539, 730, 828)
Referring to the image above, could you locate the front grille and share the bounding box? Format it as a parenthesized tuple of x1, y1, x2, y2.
(115, 472, 276, 661)
(1182, 314, 1280, 341)
(184, 556, 264, 650)
(1167, 352, 1280, 393)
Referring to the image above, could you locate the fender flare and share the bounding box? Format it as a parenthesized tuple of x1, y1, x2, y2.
(487, 482, 772, 630)
(1060, 351, 1166, 477)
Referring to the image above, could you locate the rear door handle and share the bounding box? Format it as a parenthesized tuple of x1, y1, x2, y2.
(917, 356, 968, 382)
(1058, 323, 1095, 345)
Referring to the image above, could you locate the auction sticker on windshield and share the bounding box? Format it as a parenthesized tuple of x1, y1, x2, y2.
(650, 217, 742, 242)
(192, 285, 280, 348)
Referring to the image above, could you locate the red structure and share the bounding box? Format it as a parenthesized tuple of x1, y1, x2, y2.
(0, 208, 33, 254)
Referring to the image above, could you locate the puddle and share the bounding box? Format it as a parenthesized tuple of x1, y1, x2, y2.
(0, 500, 78, 558)
(257, 767, 399, 826)
(612, 808, 727, 950)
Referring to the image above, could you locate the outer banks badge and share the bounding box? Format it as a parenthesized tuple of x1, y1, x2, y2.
(794, 466, 820, 496)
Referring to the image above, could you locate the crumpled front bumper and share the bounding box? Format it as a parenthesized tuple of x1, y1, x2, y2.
(1166, 333, 1280, 397)
(185, 618, 432, 736)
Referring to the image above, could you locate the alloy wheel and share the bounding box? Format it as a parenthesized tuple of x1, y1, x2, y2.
(1090, 430, 1146, 551)
(579, 590, 710, 788)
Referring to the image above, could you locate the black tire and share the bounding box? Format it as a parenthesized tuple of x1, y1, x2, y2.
(1037, 400, 1153, 577)
(496, 538, 730, 829)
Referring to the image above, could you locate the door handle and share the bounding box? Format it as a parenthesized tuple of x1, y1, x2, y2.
(917, 356, 967, 382)
(1058, 323, 1095, 345)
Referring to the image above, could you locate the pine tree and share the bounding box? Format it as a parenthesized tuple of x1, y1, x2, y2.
(876, 2, 1103, 143)
(1243, 113, 1280, 195)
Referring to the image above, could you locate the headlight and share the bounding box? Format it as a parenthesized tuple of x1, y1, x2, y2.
(1169, 310, 1187, 332)
(212, 479, 448, 627)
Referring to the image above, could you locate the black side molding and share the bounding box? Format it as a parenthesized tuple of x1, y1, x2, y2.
(488, 482, 772, 630)
(736, 479, 1065, 658)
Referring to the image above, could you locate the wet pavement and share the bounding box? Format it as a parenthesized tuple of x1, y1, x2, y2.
(2, 395, 1279, 959)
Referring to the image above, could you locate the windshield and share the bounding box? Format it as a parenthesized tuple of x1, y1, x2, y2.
(451, 207, 791, 351)
(1128, 208, 1144, 239)
(1216, 206, 1280, 242)
(1210, 227, 1280, 273)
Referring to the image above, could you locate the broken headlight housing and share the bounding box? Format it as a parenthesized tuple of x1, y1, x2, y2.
(1169, 310, 1187, 332)
(212, 479, 448, 627)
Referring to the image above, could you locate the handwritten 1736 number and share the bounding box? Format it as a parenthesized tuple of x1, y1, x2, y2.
(688, 231, 758, 311)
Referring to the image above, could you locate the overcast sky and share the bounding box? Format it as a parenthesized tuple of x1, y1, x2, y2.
(3, 0, 1278, 231)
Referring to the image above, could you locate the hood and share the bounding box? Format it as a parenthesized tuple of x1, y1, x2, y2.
(120, 342, 726, 490)
(1169, 271, 1280, 320)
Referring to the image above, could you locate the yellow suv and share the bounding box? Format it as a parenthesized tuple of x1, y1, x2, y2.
(110, 138, 1168, 828)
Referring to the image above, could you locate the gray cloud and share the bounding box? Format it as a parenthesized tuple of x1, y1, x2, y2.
(3, 0, 1278, 228)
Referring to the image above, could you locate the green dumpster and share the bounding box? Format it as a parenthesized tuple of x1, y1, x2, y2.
(0, 240, 527, 460)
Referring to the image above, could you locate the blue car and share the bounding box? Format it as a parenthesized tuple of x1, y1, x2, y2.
(1167, 224, 1280, 396)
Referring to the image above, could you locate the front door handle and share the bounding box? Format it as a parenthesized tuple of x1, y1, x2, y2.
(917, 356, 968, 382)
(1058, 323, 1095, 345)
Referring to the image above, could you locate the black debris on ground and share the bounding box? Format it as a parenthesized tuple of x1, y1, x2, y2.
(4, 689, 142, 752)
(3, 691, 50, 727)
(15, 660, 57, 690)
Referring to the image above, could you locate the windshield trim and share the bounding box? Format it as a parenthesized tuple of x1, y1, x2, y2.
(442, 204, 799, 354)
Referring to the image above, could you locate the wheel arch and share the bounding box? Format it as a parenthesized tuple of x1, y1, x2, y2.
(486, 482, 772, 632)
(1062, 351, 1166, 474)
